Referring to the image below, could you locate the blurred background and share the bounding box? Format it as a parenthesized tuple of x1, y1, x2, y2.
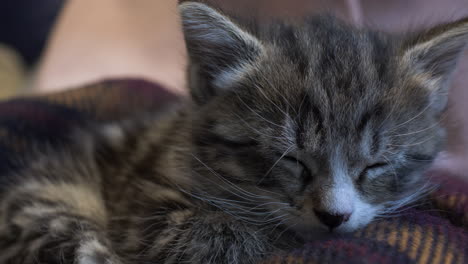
(0, 0, 63, 97)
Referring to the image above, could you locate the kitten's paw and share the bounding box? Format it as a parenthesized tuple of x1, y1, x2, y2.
(76, 239, 122, 264)
(0, 231, 122, 264)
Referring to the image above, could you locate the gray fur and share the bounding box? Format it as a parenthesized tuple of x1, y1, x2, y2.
(0, 2, 467, 263)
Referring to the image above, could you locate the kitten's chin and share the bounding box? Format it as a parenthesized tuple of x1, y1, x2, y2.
(287, 215, 372, 242)
(287, 217, 331, 241)
(291, 226, 331, 241)
(291, 224, 366, 242)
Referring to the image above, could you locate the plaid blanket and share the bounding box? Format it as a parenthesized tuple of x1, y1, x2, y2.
(1, 79, 466, 264)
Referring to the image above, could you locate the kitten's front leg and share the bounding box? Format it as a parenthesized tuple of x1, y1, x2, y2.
(0, 182, 122, 264)
(0, 218, 120, 264)
(148, 211, 279, 264)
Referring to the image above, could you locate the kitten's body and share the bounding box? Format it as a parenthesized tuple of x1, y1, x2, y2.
(1, 2, 468, 264)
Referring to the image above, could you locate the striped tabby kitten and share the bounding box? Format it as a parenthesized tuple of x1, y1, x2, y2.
(1, 2, 468, 264)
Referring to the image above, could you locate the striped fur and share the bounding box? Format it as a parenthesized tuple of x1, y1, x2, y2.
(1, 2, 468, 263)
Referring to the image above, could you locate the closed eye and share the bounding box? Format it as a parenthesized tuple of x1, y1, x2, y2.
(282, 155, 307, 169)
(359, 162, 389, 181)
(282, 155, 302, 164)
(366, 162, 388, 170)
(282, 156, 313, 184)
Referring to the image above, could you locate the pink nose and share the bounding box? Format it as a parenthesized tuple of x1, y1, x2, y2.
(314, 209, 351, 230)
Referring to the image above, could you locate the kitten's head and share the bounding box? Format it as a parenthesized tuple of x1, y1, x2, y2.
(180, 2, 468, 234)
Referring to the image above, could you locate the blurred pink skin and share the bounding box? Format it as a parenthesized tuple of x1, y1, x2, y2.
(36, 0, 188, 95)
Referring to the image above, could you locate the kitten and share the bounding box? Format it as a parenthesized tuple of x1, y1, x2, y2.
(1, 2, 467, 264)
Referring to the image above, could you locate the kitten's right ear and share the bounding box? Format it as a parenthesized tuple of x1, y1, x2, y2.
(179, 2, 264, 104)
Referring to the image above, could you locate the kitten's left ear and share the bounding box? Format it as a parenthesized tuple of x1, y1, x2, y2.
(401, 17, 468, 112)
(180, 2, 264, 104)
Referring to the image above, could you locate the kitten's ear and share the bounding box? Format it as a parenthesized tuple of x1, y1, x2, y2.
(401, 17, 468, 112)
(180, 2, 264, 103)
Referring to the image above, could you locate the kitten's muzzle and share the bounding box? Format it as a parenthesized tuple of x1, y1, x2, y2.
(313, 209, 351, 230)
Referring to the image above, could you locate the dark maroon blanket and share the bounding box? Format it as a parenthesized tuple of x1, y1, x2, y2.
(1, 79, 466, 264)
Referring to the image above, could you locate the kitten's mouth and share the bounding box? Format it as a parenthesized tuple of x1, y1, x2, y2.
(286, 212, 363, 240)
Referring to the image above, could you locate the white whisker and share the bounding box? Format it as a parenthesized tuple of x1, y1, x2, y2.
(253, 82, 289, 117)
(388, 102, 432, 132)
(236, 94, 286, 129)
(257, 145, 295, 184)
(234, 113, 285, 140)
(191, 154, 272, 200)
(387, 134, 438, 147)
